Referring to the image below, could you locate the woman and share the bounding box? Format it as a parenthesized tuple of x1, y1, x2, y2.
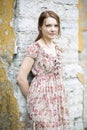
(17, 10, 69, 130)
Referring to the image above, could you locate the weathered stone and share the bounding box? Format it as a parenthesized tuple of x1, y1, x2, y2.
(3, 0, 84, 130)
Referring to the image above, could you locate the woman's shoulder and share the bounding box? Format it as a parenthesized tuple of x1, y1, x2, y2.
(27, 41, 40, 51)
(25, 42, 40, 59)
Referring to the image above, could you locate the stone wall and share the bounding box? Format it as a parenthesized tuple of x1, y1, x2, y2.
(0, 0, 21, 130)
(0, 0, 85, 130)
(78, 0, 87, 129)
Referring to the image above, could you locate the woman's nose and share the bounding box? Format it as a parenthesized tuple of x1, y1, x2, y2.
(51, 26, 55, 31)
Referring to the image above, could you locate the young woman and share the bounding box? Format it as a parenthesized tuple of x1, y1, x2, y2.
(17, 10, 69, 130)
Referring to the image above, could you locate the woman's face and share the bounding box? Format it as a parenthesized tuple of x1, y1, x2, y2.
(41, 17, 59, 40)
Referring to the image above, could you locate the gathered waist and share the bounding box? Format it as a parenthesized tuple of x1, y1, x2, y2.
(31, 72, 63, 86)
(35, 72, 61, 79)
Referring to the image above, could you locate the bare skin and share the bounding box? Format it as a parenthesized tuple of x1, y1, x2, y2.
(17, 57, 34, 97)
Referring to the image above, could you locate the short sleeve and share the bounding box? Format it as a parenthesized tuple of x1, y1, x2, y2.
(24, 42, 38, 59)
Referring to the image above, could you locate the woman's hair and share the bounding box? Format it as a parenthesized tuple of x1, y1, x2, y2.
(35, 10, 61, 41)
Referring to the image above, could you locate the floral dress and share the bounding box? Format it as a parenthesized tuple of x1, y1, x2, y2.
(25, 42, 69, 130)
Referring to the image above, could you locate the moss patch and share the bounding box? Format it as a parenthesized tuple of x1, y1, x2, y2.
(0, 80, 21, 130)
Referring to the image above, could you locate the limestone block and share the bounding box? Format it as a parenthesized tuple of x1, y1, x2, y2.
(69, 104, 83, 119)
(74, 118, 84, 130)
(61, 21, 78, 31)
(63, 50, 78, 64)
(69, 118, 84, 130)
(16, 0, 65, 19)
(68, 87, 83, 105)
(62, 64, 84, 79)
(64, 78, 83, 92)
(64, 4, 79, 20)
(69, 120, 75, 130)
(57, 36, 78, 50)
(15, 18, 37, 32)
(84, 87, 87, 128)
(84, 118, 87, 128)
(63, 78, 83, 107)
(16, 33, 37, 46)
(53, 0, 78, 4)
(16, 0, 78, 22)
(15, 0, 40, 17)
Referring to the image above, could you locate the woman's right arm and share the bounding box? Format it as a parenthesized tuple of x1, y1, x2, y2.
(17, 56, 34, 97)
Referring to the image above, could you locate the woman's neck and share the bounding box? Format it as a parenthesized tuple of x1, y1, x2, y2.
(41, 37, 53, 45)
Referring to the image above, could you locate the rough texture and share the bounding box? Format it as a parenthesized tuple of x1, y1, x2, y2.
(0, 0, 21, 130)
(0, 0, 85, 130)
(12, 0, 84, 130)
(78, 0, 87, 129)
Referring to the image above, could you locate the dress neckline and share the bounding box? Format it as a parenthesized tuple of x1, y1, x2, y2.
(36, 42, 57, 58)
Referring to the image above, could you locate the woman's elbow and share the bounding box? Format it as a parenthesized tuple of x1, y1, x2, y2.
(17, 73, 27, 84)
(17, 74, 23, 84)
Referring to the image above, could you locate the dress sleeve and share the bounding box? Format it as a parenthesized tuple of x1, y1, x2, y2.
(24, 42, 38, 59)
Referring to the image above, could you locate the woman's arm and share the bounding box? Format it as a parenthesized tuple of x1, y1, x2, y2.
(17, 56, 34, 97)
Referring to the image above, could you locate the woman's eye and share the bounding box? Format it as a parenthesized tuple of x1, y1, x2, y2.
(46, 24, 58, 27)
(55, 25, 58, 27)
(46, 24, 51, 27)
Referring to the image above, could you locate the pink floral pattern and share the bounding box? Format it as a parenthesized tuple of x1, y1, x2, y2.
(25, 42, 69, 130)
